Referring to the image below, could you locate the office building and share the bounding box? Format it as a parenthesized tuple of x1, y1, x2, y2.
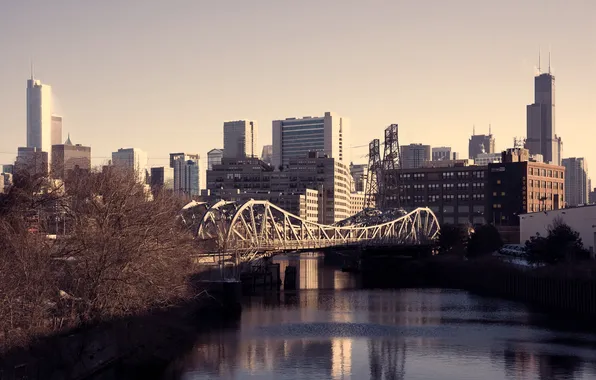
(271, 153, 352, 224)
(224, 120, 258, 159)
(206, 157, 273, 193)
(395, 162, 488, 226)
(272, 112, 350, 168)
(261, 145, 273, 165)
(51, 135, 91, 179)
(15, 147, 49, 176)
(27, 74, 57, 157)
(149, 166, 174, 194)
(474, 152, 502, 166)
(562, 157, 589, 206)
(486, 148, 565, 226)
(349, 163, 368, 192)
(400, 144, 431, 169)
(432, 147, 459, 161)
(525, 64, 563, 165)
(468, 131, 495, 160)
(112, 148, 148, 182)
(207, 149, 224, 170)
(51, 115, 63, 146)
(1, 173, 12, 192)
(170, 153, 200, 197)
(422, 159, 474, 168)
(2, 164, 14, 174)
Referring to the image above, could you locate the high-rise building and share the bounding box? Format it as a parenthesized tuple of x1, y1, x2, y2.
(432, 147, 459, 161)
(272, 112, 350, 169)
(261, 145, 273, 165)
(468, 131, 495, 160)
(27, 75, 53, 156)
(525, 63, 563, 165)
(223, 120, 258, 159)
(207, 149, 224, 170)
(400, 144, 431, 169)
(2, 164, 14, 174)
(170, 153, 200, 197)
(51, 135, 91, 179)
(15, 147, 49, 176)
(474, 152, 502, 166)
(349, 163, 368, 192)
(149, 166, 174, 194)
(112, 148, 148, 182)
(51, 115, 63, 146)
(562, 157, 589, 206)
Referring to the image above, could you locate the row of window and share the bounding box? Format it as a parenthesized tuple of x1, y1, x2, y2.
(529, 167, 564, 179)
(528, 179, 563, 189)
(402, 183, 485, 190)
(402, 193, 485, 202)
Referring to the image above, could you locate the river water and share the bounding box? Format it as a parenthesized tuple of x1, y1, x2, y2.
(166, 253, 596, 380)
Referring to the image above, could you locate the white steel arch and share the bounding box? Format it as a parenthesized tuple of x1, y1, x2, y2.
(194, 199, 440, 262)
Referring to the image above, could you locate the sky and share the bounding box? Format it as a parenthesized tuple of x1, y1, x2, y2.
(1, 0, 595, 187)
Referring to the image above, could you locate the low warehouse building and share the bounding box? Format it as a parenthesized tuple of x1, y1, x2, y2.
(519, 204, 596, 254)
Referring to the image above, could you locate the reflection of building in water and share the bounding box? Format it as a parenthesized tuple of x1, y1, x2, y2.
(299, 256, 319, 290)
(368, 340, 406, 380)
(367, 289, 444, 326)
(502, 347, 537, 379)
(331, 338, 352, 380)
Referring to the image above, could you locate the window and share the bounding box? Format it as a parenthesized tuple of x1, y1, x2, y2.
(496, 180, 501, 185)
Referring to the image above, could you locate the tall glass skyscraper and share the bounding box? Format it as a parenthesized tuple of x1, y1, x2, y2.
(27, 75, 54, 155)
(525, 66, 563, 165)
(170, 153, 200, 197)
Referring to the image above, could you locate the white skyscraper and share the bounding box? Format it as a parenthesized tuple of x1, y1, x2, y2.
(272, 111, 350, 169)
(223, 120, 258, 159)
(112, 148, 148, 182)
(27, 74, 55, 155)
(170, 153, 200, 197)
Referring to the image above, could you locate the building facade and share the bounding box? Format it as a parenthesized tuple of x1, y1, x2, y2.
(431, 147, 459, 161)
(525, 71, 563, 165)
(520, 204, 596, 255)
(562, 157, 589, 206)
(51, 136, 91, 179)
(51, 115, 63, 146)
(349, 163, 368, 192)
(16, 147, 49, 176)
(112, 148, 148, 183)
(395, 163, 488, 226)
(207, 149, 224, 171)
(468, 134, 495, 160)
(261, 145, 273, 165)
(272, 112, 350, 169)
(170, 153, 200, 197)
(400, 144, 431, 169)
(474, 152, 502, 166)
(149, 166, 174, 193)
(27, 76, 55, 158)
(206, 157, 273, 193)
(486, 148, 565, 226)
(224, 120, 258, 159)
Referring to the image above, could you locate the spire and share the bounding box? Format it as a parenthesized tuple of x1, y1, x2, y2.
(65, 133, 72, 145)
(473, 124, 476, 135)
(30, 59, 34, 80)
(538, 47, 541, 74)
(548, 49, 551, 74)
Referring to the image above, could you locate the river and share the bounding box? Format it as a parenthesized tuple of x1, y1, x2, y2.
(164, 252, 596, 380)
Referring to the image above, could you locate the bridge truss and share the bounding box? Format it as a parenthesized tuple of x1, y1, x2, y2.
(184, 199, 440, 265)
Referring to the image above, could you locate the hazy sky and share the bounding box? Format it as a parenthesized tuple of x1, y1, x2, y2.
(1, 0, 595, 186)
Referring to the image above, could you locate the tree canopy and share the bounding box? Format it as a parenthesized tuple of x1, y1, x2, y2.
(525, 217, 590, 265)
(467, 224, 503, 258)
(437, 223, 469, 255)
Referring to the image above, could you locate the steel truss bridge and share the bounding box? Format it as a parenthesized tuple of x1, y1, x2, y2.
(181, 199, 440, 265)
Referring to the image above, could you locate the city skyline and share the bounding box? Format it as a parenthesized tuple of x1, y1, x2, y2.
(1, 1, 595, 182)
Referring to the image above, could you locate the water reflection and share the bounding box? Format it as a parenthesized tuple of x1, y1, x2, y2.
(274, 252, 358, 290)
(168, 255, 596, 380)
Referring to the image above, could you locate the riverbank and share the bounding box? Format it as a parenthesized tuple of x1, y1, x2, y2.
(362, 254, 596, 318)
(0, 295, 242, 380)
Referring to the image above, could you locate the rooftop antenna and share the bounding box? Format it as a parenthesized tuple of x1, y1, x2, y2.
(548, 49, 551, 74)
(538, 48, 541, 74)
(30, 59, 34, 80)
(473, 124, 476, 135)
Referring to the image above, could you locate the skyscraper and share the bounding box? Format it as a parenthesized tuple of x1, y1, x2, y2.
(562, 157, 589, 206)
(272, 112, 350, 168)
(432, 147, 459, 161)
(112, 148, 148, 182)
(170, 153, 200, 197)
(400, 144, 431, 169)
(223, 120, 258, 159)
(261, 145, 273, 165)
(51, 115, 63, 146)
(27, 74, 55, 155)
(525, 58, 563, 165)
(468, 127, 495, 160)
